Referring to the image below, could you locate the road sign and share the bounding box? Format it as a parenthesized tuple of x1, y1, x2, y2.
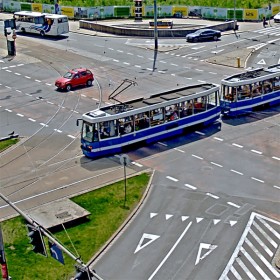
(119, 154, 130, 166)
(49, 242, 64, 265)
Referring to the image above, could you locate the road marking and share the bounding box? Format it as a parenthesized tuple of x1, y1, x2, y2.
(196, 217, 204, 223)
(159, 60, 166, 63)
(211, 162, 223, 167)
(47, 101, 54, 105)
(134, 65, 141, 68)
(173, 148, 185, 153)
(214, 137, 223, 141)
(54, 129, 62, 133)
(184, 183, 197, 190)
(195, 131, 205, 135)
(236, 257, 257, 280)
(256, 217, 280, 239)
(197, 80, 206, 83)
(249, 229, 273, 257)
(230, 266, 242, 280)
(5, 86, 11, 89)
(25, 76, 31, 79)
(272, 156, 280, 161)
(251, 149, 262, 155)
(245, 239, 280, 278)
(195, 68, 204, 72)
(35, 79, 41, 83)
(251, 177, 264, 183)
(206, 193, 219, 199)
(16, 113, 24, 117)
(253, 221, 278, 248)
(166, 176, 178, 182)
(273, 185, 280, 190)
(181, 216, 189, 221)
(131, 161, 143, 167)
(211, 49, 224, 54)
(192, 154, 203, 160)
(171, 63, 178, 66)
(40, 123, 48, 127)
(195, 243, 218, 265)
(28, 118, 36, 122)
(227, 202, 240, 208)
(213, 219, 221, 225)
(45, 83, 52, 86)
(230, 169, 244, 175)
(16, 89, 21, 93)
(81, 94, 86, 97)
(148, 222, 192, 280)
(5, 69, 12, 72)
(165, 214, 173, 220)
(150, 213, 158, 218)
(117, 50, 123, 53)
(209, 72, 217, 75)
(113, 59, 119, 62)
(123, 62, 130, 65)
(15, 72, 21, 75)
(5, 109, 12, 112)
(158, 142, 167, 146)
(134, 233, 160, 254)
(232, 143, 243, 148)
(67, 135, 76, 139)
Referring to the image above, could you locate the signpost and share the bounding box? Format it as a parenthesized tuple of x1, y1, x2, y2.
(119, 154, 130, 208)
(49, 241, 65, 265)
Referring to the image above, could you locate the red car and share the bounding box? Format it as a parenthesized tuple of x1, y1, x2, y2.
(55, 68, 94, 91)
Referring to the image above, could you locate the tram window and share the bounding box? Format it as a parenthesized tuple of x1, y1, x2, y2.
(252, 82, 262, 97)
(135, 111, 150, 130)
(237, 85, 251, 100)
(118, 116, 134, 135)
(151, 108, 164, 126)
(99, 120, 116, 139)
(207, 92, 216, 108)
(82, 123, 98, 142)
(272, 76, 280, 90)
(165, 104, 179, 122)
(194, 97, 205, 114)
(224, 86, 236, 101)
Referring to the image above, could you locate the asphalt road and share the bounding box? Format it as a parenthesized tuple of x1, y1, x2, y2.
(0, 15, 279, 280)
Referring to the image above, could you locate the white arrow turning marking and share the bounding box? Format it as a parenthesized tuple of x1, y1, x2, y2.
(195, 243, 218, 265)
(134, 233, 160, 253)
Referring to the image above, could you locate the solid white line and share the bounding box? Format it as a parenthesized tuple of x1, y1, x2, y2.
(251, 149, 262, 155)
(166, 176, 178, 182)
(240, 246, 270, 280)
(236, 257, 257, 280)
(192, 154, 203, 160)
(244, 239, 280, 278)
(28, 118, 36, 122)
(148, 222, 192, 280)
(67, 135, 76, 139)
(16, 113, 24, 117)
(232, 143, 243, 148)
(206, 193, 219, 199)
(211, 162, 223, 168)
(184, 184, 197, 190)
(214, 137, 223, 141)
(230, 169, 244, 175)
(249, 229, 273, 257)
(227, 202, 240, 208)
(251, 177, 264, 183)
(253, 221, 278, 248)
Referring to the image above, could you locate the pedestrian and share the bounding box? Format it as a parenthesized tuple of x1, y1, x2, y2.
(262, 16, 268, 28)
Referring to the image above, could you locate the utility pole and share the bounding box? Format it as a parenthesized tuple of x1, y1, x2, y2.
(0, 192, 103, 280)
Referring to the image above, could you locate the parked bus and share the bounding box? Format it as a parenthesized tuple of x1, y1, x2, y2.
(220, 64, 280, 116)
(14, 11, 69, 36)
(77, 82, 220, 158)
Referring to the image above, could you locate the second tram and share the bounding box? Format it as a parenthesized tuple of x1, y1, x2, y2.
(77, 83, 220, 158)
(220, 64, 280, 116)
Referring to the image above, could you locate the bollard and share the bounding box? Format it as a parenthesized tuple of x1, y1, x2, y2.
(237, 57, 241, 68)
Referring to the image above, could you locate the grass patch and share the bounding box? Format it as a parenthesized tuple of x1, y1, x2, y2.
(0, 138, 19, 152)
(1, 172, 150, 280)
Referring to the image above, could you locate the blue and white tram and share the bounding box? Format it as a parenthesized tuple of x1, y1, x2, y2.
(78, 83, 220, 158)
(220, 64, 280, 116)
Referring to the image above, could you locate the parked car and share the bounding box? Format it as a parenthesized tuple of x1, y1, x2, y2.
(55, 68, 94, 91)
(274, 12, 280, 23)
(173, 12, 183, 18)
(186, 29, 221, 42)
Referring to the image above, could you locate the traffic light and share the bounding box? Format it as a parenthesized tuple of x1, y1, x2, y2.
(27, 224, 47, 256)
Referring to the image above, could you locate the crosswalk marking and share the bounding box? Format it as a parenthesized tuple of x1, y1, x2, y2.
(245, 238, 280, 278)
(240, 246, 270, 280)
(257, 216, 280, 239)
(236, 257, 257, 280)
(230, 266, 242, 280)
(249, 229, 273, 257)
(253, 221, 278, 248)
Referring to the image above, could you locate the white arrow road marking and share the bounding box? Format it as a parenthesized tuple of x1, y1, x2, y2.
(213, 219, 221, 225)
(195, 243, 218, 265)
(165, 214, 173, 220)
(196, 217, 204, 223)
(134, 233, 160, 253)
(181, 216, 189, 221)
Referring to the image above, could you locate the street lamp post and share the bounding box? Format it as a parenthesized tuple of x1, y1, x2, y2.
(233, 0, 236, 30)
(154, 0, 158, 50)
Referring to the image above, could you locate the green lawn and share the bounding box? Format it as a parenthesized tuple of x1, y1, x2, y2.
(0, 138, 19, 151)
(1, 172, 151, 280)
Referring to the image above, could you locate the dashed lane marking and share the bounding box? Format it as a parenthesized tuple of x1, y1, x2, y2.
(232, 143, 243, 148)
(227, 202, 240, 208)
(230, 169, 244, 175)
(184, 183, 197, 190)
(166, 176, 178, 182)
